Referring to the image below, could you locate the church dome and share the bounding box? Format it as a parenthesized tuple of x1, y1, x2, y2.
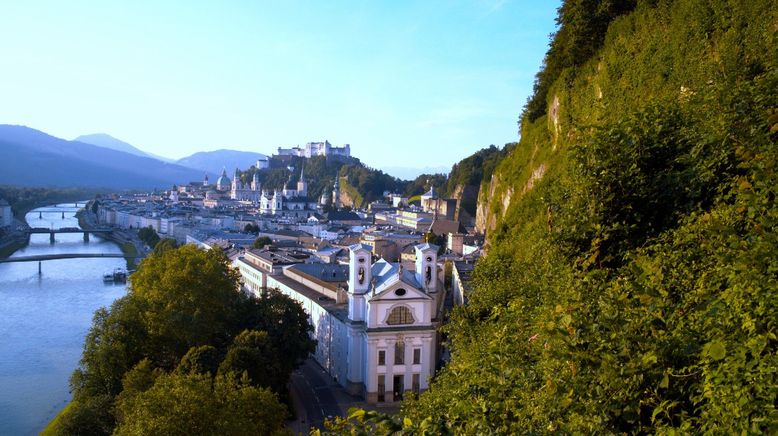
(216, 168, 231, 191)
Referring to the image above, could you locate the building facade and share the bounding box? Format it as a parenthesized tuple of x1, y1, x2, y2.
(0, 198, 12, 228)
(236, 243, 440, 403)
(277, 140, 351, 158)
(258, 166, 318, 216)
(231, 169, 261, 203)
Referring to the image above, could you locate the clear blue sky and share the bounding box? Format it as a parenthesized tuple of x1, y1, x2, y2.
(0, 0, 560, 171)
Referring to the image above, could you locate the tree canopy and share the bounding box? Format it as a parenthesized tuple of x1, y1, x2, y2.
(114, 372, 286, 435)
(53, 245, 314, 435)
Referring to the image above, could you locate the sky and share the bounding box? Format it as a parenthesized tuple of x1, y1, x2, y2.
(0, 0, 560, 173)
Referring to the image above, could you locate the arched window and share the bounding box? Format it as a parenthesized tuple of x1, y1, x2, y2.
(386, 306, 414, 325)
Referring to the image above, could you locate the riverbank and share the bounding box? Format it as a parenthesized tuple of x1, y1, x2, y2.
(76, 208, 146, 269)
(39, 402, 72, 436)
(0, 218, 30, 259)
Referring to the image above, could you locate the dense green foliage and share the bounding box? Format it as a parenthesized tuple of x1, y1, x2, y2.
(524, 0, 637, 121)
(114, 372, 287, 435)
(327, 0, 777, 433)
(339, 163, 406, 204)
(151, 237, 178, 256)
(402, 173, 447, 198)
(137, 226, 160, 249)
(253, 236, 273, 248)
(52, 245, 314, 435)
(237, 155, 407, 204)
(442, 144, 514, 215)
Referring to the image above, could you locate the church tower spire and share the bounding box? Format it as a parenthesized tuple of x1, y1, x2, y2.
(297, 162, 308, 197)
(251, 172, 260, 191)
(332, 177, 341, 210)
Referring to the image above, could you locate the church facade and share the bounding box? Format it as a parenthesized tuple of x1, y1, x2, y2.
(231, 169, 261, 203)
(258, 165, 318, 216)
(236, 243, 440, 403)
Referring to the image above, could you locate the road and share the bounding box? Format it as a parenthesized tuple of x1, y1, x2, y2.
(288, 359, 345, 433)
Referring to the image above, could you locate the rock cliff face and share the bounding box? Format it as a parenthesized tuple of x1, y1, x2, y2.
(337, 177, 362, 209)
(475, 174, 498, 235)
(337, 190, 357, 209)
(449, 184, 479, 227)
(475, 154, 548, 237)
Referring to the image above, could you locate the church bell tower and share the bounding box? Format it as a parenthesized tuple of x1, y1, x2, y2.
(347, 243, 372, 322)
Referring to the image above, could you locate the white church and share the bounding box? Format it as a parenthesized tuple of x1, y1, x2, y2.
(231, 168, 261, 203)
(258, 165, 319, 216)
(236, 242, 441, 403)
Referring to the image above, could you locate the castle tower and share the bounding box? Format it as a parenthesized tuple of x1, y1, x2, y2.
(414, 243, 438, 293)
(333, 177, 341, 210)
(347, 244, 372, 321)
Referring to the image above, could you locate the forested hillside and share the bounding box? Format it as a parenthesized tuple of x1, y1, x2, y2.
(331, 0, 777, 433)
(443, 144, 513, 225)
(236, 155, 419, 207)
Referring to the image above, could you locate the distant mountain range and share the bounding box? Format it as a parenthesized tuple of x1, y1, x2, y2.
(176, 150, 268, 177)
(75, 133, 176, 163)
(0, 125, 204, 189)
(76, 134, 269, 176)
(0, 124, 429, 190)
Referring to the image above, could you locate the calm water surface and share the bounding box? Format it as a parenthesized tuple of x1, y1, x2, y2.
(0, 204, 126, 435)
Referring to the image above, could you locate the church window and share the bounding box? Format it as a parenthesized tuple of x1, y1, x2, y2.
(394, 288, 406, 296)
(386, 306, 414, 325)
(394, 341, 405, 365)
(378, 350, 385, 366)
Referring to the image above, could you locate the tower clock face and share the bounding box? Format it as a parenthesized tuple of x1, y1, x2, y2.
(426, 256, 432, 262)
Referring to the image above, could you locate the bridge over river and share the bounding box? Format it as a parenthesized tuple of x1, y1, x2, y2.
(0, 252, 144, 274)
(25, 227, 114, 243)
(0, 253, 143, 263)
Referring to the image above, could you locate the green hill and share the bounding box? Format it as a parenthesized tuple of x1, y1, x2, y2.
(235, 155, 408, 205)
(333, 1, 778, 433)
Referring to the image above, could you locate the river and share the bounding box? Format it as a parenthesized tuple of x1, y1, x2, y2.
(0, 203, 127, 435)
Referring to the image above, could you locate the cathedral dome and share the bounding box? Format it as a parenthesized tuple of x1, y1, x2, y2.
(216, 168, 231, 191)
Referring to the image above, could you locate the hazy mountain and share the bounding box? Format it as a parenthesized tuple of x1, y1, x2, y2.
(380, 166, 449, 180)
(177, 149, 268, 176)
(0, 125, 204, 189)
(75, 133, 176, 163)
